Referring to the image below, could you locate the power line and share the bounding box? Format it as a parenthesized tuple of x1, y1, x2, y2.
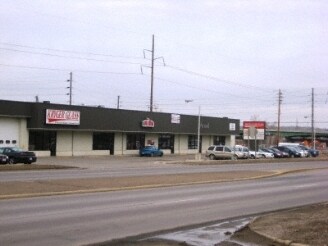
(0, 63, 141, 75)
(0, 42, 144, 60)
(0, 47, 145, 66)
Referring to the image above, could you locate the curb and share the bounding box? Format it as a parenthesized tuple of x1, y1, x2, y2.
(249, 218, 309, 246)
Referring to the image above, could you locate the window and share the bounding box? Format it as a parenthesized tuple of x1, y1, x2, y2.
(5, 140, 10, 144)
(93, 133, 114, 150)
(188, 135, 198, 149)
(158, 134, 173, 149)
(213, 136, 225, 145)
(207, 146, 214, 151)
(126, 133, 145, 150)
(215, 146, 224, 151)
(29, 131, 56, 151)
(0, 140, 3, 144)
(12, 140, 17, 144)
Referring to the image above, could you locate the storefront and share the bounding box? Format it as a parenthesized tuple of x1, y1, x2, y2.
(0, 100, 240, 157)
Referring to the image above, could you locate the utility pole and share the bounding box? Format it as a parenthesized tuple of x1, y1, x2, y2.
(143, 35, 165, 112)
(67, 72, 73, 105)
(277, 89, 282, 145)
(311, 88, 315, 148)
(117, 95, 120, 109)
(150, 35, 155, 112)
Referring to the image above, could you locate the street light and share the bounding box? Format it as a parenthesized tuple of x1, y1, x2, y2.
(185, 100, 201, 160)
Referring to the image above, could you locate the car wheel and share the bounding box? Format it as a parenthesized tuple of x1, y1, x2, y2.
(209, 154, 216, 160)
(9, 158, 15, 164)
(250, 155, 255, 159)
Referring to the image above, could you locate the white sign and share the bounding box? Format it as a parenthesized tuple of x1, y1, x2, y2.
(243, 121, 266, 140)
(229, 123, 236, 131)
(46, 109, 80, 125)
(171, 114, 181, 124)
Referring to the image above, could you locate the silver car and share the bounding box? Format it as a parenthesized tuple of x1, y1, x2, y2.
(205, 145, 238, 160)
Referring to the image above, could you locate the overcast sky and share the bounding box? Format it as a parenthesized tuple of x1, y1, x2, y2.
(1, 0, 327, 128)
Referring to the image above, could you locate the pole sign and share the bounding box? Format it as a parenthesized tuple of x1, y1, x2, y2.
(46, 109, 80, 125)
(243, 121, 265, 140)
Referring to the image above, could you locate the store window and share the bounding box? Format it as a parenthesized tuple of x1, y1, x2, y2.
(188, 135, 198, 149)
(126, 133, 145, 150)
(213, 136, 225, 145)
(158, 134, 174, 149)
(29, 131, 56, 151)
(93, 133, 114, 150)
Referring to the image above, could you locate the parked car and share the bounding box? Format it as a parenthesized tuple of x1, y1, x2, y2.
(139, 146, 163, 157)
(248, 150, 263, 159)
(0, 147, 37, 164)
(258, 149, 275, 158)
(298, 145, 319, 157)
(268, 147, 289, 158)
(0, 154, 9, 164)
(232, 145, 250, 159)
(206, 145, 238, 160)
(276, 146, 301, 158)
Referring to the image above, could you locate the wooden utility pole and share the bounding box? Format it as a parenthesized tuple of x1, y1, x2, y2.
(117, 95, 120, 109)
(311, 88, 315, 148)
(67, 72, 73, 105)
(277, 89, 282, 145)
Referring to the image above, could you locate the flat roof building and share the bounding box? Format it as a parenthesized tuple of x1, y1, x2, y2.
(0, 100, 240, 157)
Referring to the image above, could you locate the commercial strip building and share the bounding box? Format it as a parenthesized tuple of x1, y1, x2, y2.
(0, 100, 240, 157)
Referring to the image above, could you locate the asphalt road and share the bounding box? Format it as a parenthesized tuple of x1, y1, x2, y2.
(1, 156, 328, 181)
(0, 167, 328, 246)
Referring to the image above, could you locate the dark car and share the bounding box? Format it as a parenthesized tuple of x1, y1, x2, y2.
(139, 146, 163, 157)
(268, 147, 288, 158)
(298, 145, 319, 157)
(0, 147, 37, 164)
(0, 154, 9, 164)
(276, 146, 301, 158)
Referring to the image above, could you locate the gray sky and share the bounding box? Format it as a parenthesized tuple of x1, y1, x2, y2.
(1, 0, 327, 128)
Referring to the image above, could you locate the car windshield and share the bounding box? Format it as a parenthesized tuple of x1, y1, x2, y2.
(144, 146, 156, 149)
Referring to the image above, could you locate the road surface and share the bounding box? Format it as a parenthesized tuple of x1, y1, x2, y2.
(0, 167, 327, 246)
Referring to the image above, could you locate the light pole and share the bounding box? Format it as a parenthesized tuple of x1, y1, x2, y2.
(196, 105, 201, 160)
(185, 100, 201, 160)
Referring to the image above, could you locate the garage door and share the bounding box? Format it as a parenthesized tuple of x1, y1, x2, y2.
(0, 117, 20, 147)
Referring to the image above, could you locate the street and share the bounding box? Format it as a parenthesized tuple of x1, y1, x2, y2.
(0, 159, 327, 246)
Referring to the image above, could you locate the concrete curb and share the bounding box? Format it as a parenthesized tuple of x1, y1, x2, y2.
(249, 217, 309, 246)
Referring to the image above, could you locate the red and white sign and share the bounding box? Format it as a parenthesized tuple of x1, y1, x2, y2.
(46, 109, 80, 125)
(243, 121, 266, 140)
(142, 118, 155, 128)
(243, 121, 266, 129)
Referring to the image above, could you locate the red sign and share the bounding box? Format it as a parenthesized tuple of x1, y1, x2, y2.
(243, 121, 266, 129)
(142, 118, 155, 128)
(46, 109, 80, 125)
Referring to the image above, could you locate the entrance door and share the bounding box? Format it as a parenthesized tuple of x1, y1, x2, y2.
(159, 134, 175, 154)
